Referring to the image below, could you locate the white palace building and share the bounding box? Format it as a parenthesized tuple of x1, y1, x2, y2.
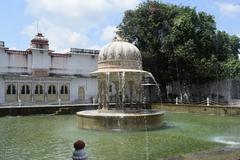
(0, 33, 98, 106)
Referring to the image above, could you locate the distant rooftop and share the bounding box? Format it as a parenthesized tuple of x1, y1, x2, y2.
(70, 48, 99, 55)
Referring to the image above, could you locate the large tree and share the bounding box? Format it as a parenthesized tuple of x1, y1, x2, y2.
(117, 1, 240, 100)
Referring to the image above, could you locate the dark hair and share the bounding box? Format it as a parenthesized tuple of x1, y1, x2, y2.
(74, 140, 85, 150)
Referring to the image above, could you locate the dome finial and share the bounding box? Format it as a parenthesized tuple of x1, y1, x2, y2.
(113, 28, 125, 42)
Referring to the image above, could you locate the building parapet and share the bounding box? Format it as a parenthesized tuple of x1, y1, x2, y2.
(70, 48, 99, 55)
(6, 49, 31, 55)
(49, 52, 71, 57)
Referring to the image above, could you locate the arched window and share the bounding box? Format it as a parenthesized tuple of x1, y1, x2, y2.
(6, 84, 16, 95)
(65, 85, 68, 94)
(21, 85, 30, 95)
(26, 85, 30, 94)
(7, 85, 11, 95)
(21, 85, 25, 94)
(48, 85, 56, 94)
(35, 85, 38, 94)
(35, 85, 43, 94)
(60, 85, 68, 94)
(78, 87, 85, 101)
(12, 85, 16, 94)
(40, 85, 43, 94)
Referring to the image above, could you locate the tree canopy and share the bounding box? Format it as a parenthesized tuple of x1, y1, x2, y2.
(117, 1, 240, 99)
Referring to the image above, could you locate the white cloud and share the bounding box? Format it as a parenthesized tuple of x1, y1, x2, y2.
(100, 26, 116, 42)
(21, 19, 91, 51)
(26, 0, 139, 18)
(23, 0, 140, 51)
(88, 45, 102, 50)
(216, 2, 240, 15)
(9, 47, 17, 50)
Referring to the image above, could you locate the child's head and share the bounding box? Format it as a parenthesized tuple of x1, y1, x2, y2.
(74, 140, 85, 150)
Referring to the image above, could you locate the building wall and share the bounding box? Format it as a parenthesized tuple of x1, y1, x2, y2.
(51, 56, 69, 69)
(50, 54, 97, 75)
(153, 104, 240, 116)
(0, 45, 98, 77)
(1, 77, 73, 104)
(166, 79, 234, 104)
(31, 50, 51, 70)
(0, 49, 9, 73)
(8, 54, 28, 68)
(70, 78, 98, 103)
(0, 75, 98, 105)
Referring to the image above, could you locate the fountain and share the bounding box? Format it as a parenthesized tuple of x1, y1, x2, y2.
(76, 37, 165, 130)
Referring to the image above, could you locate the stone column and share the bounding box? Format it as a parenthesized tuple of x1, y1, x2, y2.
(105, 72, 110, 110)
(44, 83, 47, 104)
(121, 72, 125, 111)
(129, 81, 133, 109)
(97, 79, 102, 110)
(102, 78, 108, 110)
(31, 80, 34, 104)
(113, 81, 120, 109)
(17, 82, 20, 102)
(57, 82, 60, 104)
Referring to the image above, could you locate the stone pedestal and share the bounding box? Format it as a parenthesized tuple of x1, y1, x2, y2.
(76, 110, 165, 130)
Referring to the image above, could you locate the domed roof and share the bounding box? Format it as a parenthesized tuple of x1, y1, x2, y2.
(97, 40, 142, 70)
(98, 41, 141, 62)
(31, 33, 49, 45)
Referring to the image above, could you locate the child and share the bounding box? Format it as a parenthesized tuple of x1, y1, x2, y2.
(72, 140, 87, 160)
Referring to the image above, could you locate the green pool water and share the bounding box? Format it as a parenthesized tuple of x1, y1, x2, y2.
(0, 112, 239, 160)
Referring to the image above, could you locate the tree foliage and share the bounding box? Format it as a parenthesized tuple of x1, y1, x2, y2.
(117, 1, 240, 99)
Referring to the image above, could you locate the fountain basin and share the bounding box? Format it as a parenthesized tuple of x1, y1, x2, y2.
(76, 110, 165, 130)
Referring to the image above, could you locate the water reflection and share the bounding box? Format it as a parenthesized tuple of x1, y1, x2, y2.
(0, 113, 239, 160)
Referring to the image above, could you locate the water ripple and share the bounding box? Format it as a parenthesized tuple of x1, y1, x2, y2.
(212, 136, 240, 147)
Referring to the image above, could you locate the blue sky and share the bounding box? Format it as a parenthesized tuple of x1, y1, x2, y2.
(0, 0, 239, 52)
